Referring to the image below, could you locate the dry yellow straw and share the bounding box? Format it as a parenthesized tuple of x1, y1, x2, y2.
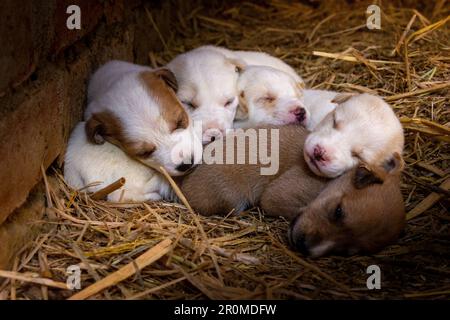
(68, 238, 172, 300)
(0, 270, 69, 290)
(407, 178, 450, 220)
(91, 178, 126, 200)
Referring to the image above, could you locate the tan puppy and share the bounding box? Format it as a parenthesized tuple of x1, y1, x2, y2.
(181, 126, 405, 257)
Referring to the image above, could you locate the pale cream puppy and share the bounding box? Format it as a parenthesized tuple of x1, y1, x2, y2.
(234, 66, 307, 128)
(167, 47, 244, 144)
(304, 93, 404, 178)
(64, 122, 174, 202)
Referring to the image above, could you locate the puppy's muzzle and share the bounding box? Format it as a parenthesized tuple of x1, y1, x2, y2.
(175, 156, 196, 173)
(288, 213, 310, 256)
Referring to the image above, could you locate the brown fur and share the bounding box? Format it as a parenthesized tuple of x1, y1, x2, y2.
(181, 125, 406, 256)
(85, 111, 156, 158)
(181, 126, 325, 217)
(139, 70, 189, 132)
(236, 91, 249, 120)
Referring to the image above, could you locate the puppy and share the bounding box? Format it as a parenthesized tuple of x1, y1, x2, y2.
(84, 60, 202, 176)
(64, 122, 174, 202)
(181, 126, 405, 257)
(64, 61, 202, 201)
(167, 47, 244, 144)
(234, 66, 307, 128)
(304, 93, 404, 178)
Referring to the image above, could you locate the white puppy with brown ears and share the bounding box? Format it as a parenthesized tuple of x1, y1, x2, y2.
(64, 60, 202, 202)
(234, 66, 307, 128)
(304, 93, 404, 178)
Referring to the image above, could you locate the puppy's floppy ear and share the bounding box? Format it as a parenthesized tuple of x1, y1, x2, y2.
(353, 165, 383, 189)
(235, 91, 249, 120)
(85, 116, 106, 145)
(382, 152, 404, 174)
(226, 57, 246, 74)
(331, 92, 357, 104)
(153, 68, 178, 92)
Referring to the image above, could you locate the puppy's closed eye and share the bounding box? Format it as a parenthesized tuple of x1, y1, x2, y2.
(331, 204, 345, 222)
(224, 97, 235, 107)
(258, 94, 276, 104)
(171, 116, 189, 132)
(135, 145, 156, 159)
(182, 101, 198, 110)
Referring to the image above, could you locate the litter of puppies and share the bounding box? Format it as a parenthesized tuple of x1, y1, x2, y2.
(1, 1, 448, 300)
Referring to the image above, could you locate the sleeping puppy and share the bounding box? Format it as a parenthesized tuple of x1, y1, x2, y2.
(65, 61, 202, 201)
(167, 47, 244, 144)
(234, 66, 307, 129)
(180, 126, 405, 257)
(84, 60, 202, 176)
(304, 93, 404, 178)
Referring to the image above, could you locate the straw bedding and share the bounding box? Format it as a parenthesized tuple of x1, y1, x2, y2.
(1, 0, 449, 299)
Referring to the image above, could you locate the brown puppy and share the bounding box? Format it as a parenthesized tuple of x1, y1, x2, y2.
(181, 126, 405, 257)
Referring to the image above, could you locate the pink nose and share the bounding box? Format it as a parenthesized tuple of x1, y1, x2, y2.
(291, 106, 306, 123)
(312, 145, 327, 162)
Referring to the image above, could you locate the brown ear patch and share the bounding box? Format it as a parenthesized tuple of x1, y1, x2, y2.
(331, 92, 357, 104)
(353, 166, 383, 189)
(140, 71, 189, 132)
(85, 116, 106, 145)
(227, 57, 246, 74)
(85, 112, 124, 147)
(235, 91, 249, 120)
(152, 68, 178, 92)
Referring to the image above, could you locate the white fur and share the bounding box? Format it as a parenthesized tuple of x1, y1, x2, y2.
(167, 48, 241, 144)
(304, 93, 404, 178)
(234, 66, 306, 128)
(84, 60, 203, 176)
(87, 60, 150, 103)
(202, 45, 304, 84)
(308, 240, 335, 258)
(303, 89, 340, 131)
(167, 46, 304, 143)
(64, 122, 175, 202)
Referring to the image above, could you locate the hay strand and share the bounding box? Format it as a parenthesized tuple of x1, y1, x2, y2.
(68, 238, 173, 300)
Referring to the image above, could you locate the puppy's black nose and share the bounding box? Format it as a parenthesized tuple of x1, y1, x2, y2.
(176, 159, 195, 173)
(293, 107, 306, 123)
(293, 233, 309, 255)
(176, 163, 192, 172)
(313, 145, 325, 162)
